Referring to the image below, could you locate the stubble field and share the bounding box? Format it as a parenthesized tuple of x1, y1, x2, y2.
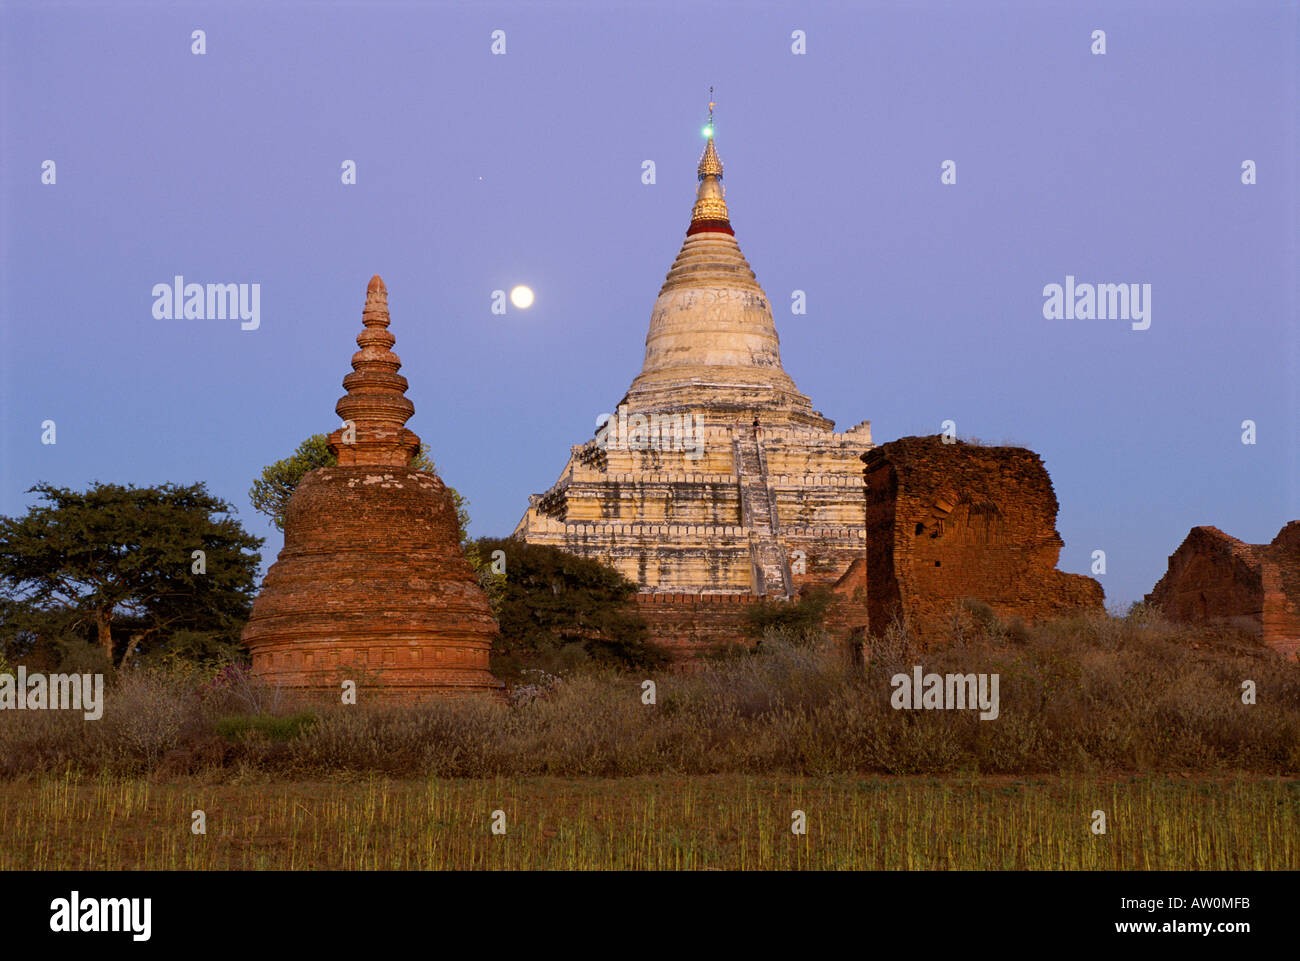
(2, 773, 1296, 870)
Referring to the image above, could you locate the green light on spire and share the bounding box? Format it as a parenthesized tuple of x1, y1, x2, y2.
(702, 124, 713, 137)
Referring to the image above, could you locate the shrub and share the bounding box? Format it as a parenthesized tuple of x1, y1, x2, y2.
(215, 712, 317, 743)
(745, 586, 833, 638)
(0, 609, 1296, 779)
(473, 536, 667, 676)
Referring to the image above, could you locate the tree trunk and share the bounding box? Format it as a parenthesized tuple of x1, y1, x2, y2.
(119, 633, 142, 670)
(96, 609, 113, 663)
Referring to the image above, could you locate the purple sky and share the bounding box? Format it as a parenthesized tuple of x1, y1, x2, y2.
(3, 0, 1296, 610)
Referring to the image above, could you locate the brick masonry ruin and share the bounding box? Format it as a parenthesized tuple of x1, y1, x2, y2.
(634, 592, 764, 661)
(1145, 521, 1300, 659)
(861, 436, 1103, 642)
(242, 276, 505, 698)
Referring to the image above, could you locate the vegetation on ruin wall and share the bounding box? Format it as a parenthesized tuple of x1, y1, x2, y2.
(249, 433, 472, 537)
(3, 774, 1296, 870)
(248, 433, 502, 605)
(1, 608, 1296, 780)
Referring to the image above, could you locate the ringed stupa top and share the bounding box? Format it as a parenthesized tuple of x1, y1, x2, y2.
(621, 101, 830, 430)
(327, 275, 422, 467)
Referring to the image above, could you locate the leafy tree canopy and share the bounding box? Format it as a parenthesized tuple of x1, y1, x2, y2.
(0, 482, 263, 667)
(472, 536, 665, 676)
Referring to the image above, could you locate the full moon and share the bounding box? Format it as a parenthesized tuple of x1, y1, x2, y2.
(510, 285, 534, 309)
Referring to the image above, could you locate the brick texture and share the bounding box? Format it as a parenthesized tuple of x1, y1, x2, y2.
(242, 276, 504, 698)
(1146, 521, 1300, 658)
(634, 592, 761, 662)
(861, 436, 1103, 641)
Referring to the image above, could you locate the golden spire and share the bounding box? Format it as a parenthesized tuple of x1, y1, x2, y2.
(698, 90, 723, 178)
(689, 89, 731, 232)
(697, 137, 724, 180)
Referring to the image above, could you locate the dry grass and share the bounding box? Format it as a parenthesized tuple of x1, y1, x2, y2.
(1, 772, 1294, 870)
(1, 609, 1297, 779)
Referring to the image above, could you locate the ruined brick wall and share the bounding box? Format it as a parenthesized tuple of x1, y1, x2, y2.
(635, 593, 761, 661)
(1146, 521, 1300, 658)
(824, 558, 870, 663)
(635, 565, 868, 665)
(862, 458, 903, 637)
(862, 436, 1103, 641)
(1264, 522, 1300, 657)
(1144, 527, 1265, 635)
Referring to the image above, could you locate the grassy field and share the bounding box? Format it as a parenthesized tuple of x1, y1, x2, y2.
(4, 614, 1296, 870)
(2, 773, 1296, 870)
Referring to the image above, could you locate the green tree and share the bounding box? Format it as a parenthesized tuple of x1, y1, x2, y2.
(466, 538, 507, 616)
(0, 597, 110, 670)
(744, 585, 833, 640)
(472, 536, 666, 675)
(0, 482, 263, 667)
(250, 434, 470, 541)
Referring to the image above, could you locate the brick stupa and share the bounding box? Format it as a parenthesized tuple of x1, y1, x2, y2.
(243, 276, 504, 698)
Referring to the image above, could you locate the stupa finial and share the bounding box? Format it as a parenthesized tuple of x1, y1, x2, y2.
(690, 91, 731, 234)
(328, 275, 421, 466)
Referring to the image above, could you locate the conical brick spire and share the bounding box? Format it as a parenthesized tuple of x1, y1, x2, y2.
(328, 275, 422, 467)
(244, 275, 505, 700)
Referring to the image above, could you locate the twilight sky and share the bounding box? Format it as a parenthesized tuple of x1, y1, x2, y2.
(2, 0, 1295, 609)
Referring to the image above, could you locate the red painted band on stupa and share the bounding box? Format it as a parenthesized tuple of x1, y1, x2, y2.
(686, 219, 735, 236)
